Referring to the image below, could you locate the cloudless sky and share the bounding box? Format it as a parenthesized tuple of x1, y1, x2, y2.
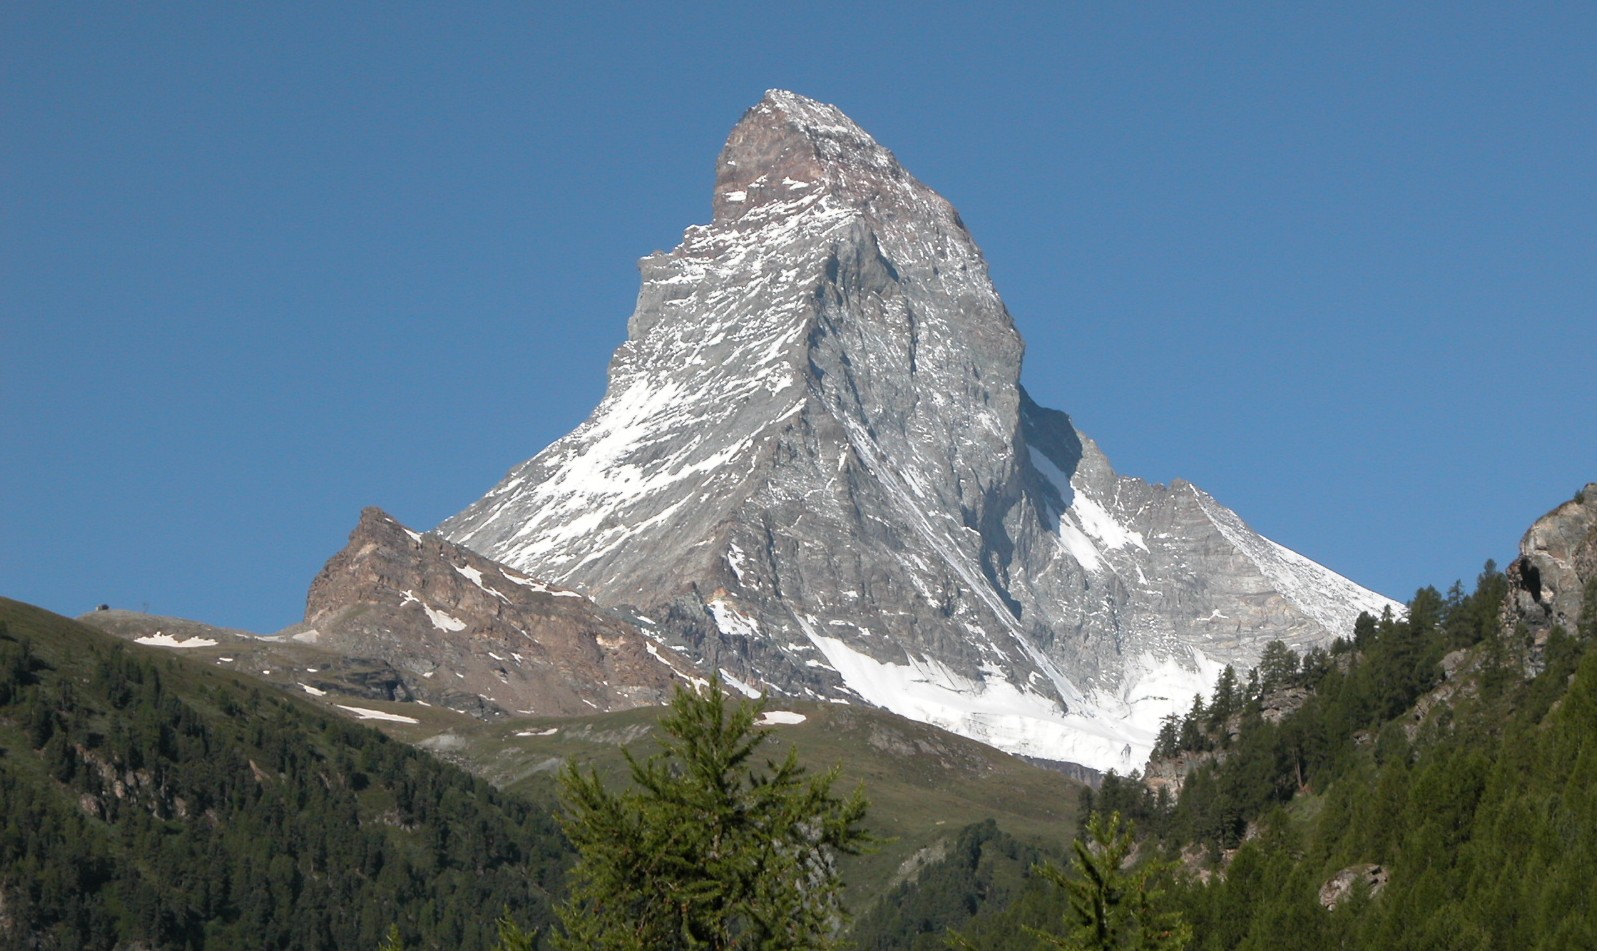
(4, 3, 1594, 632)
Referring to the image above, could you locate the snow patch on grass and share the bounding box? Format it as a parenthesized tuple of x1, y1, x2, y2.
(336, 705, 419, 724)
(134, 633, 218, 648)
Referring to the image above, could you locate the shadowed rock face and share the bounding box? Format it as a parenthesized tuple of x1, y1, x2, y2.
(1504, 484, 1597, 643)
(293, 507, 695, 718)
(440, 91, 1397, 772)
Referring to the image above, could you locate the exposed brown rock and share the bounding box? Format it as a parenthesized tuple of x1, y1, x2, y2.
(290, 507, 694, 718)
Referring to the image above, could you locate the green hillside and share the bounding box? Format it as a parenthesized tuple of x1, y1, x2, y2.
(0, 598, 566, 950)
(426, 693, 1085, 914)
(877, 563, 1597, 949)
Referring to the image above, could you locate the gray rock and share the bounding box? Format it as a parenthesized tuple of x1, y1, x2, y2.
(1319, 864, 1388, 910)
(441, 91, 1397, 771)
(1504, 484, 1597, 636)
(1502, 483, 1597, 674)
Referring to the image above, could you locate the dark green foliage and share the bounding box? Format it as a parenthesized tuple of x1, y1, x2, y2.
(849, 819, 1042, 950)
(0, 598, 564, 950)
(1205, 667, 1239, 736)
(555, 677, 869, 950)
(1155, 560, 1597, 948)
(1256, 641, 1298, 696)
(940, 814, 1190, 951)
(1027, 812, 1190, 950)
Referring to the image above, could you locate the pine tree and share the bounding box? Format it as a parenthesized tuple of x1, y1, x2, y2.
(1152, 715, 1180, 760)
(1207, 666, 1239, 735)
(491, 908, 539, 951)
(1029, 811, 1191, 950)
(1258, 641, 1299, 695)
(554, 677, 869, 950)
(1177, 696, 1206, 753)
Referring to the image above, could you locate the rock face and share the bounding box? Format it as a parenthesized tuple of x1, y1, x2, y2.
(291, 507, 695, 717)
(1319, 864, 1389, 910)
(1504, 484, 1597, 641)
(440, 91, 1397, 771)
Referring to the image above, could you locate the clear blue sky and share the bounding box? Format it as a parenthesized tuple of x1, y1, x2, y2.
(5, 4, 1594, 632)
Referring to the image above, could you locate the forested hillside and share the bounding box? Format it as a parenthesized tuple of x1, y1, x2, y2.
(0, 598, 567, 950)
(869, 554, 1597, 949)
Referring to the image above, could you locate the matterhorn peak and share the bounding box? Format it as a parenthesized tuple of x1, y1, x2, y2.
(442, 92, 1399, 773)
(711, 90, 908, 224)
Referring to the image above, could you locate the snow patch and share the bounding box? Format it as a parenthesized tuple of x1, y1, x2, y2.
(299, 683, 326, 697)
(423, 604, 467, 633)
(720, 668, 762, 699)
(757, 710, 807, 726)
(1069, 490, 1147, 552)
(726, 542, 749, 582)
(708, 599, 761, 640)
(1087, 649, 1226, 747)
(134, 633, 218, 649)
(502, 572, 585, 598)
(336, 705, 420, 724)
(797, 617, 1186, 773)
(454, 564, 510, 601)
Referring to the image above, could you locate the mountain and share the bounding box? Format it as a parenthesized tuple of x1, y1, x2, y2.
(441, 90, 1397, 773)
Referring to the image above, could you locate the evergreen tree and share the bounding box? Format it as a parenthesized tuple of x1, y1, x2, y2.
(1029, 812, 1190, 950)
(1257, 641, 1299, 695)
(555, 677, 869, 950)
(1152, 716, 1180, 761)
(1207, 667, 1239, 735)
(1177, 696, 1206, 753)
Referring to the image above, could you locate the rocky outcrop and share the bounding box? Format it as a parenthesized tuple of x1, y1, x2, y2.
(1502, 484, 1597, 673)
(289, 507, 696, 718)
(441, 91, 1398, 771)
(1319, 864, 1388, 910)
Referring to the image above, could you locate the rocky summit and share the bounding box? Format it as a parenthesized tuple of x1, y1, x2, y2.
(441, 90, 1398, 772)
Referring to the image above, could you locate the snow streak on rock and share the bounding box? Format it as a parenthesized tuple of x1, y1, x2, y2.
(441, 91, 1400, 772)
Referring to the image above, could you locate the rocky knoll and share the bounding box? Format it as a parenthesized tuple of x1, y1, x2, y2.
(1503, 484, 1597, 664)
(288, 507, 695, 718)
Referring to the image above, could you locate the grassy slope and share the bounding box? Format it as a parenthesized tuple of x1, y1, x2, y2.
(428, 697, 1085, 911)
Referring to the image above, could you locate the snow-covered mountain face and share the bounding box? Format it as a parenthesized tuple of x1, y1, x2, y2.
(441, 90, 1398, 773)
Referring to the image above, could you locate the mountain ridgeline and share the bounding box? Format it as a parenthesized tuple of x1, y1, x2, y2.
(440, 90, 1396, 774)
